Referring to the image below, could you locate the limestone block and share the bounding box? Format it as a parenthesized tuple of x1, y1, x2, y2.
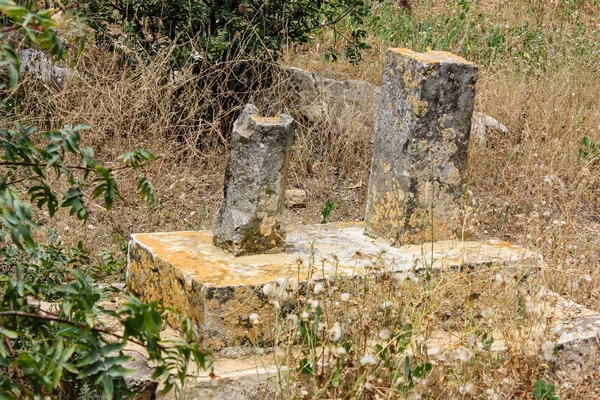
(285, 189, 306, 208)
(213, 104, 295, 256)
(127, 223, 539, 351)
(365, 48, 478, 245)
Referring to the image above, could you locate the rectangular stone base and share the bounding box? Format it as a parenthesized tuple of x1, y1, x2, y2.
(127, 222, 540, 351)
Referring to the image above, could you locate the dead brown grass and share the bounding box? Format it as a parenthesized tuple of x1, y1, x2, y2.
(2, 1, 600, 396)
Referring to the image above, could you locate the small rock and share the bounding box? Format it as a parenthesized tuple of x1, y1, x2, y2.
(471, 112, 508, 144)
(124, 353, 159, 400)
(111, 282, 127, 291)
(285, 189, 306, 208)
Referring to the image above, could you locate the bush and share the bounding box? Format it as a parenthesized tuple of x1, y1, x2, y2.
(0, 2, 208, 398)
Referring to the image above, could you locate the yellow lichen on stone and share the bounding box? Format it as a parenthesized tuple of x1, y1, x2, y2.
(407, 94, 428, 117)
(389, 48, 475, 65)
(402, 69, 420, 90)
(251, 116, 279, 123)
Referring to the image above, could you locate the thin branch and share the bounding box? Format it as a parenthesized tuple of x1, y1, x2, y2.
(0, 316, 26, 388)
(0, 161, 96, 172)
(0, 159, 156, 174)
(0, 310, 146, 348)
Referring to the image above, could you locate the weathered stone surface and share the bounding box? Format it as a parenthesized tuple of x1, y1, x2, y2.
(124, 352, 159, 400)
(279, 66, 380, 132)
(127, 222, 539, 351)
(285, 188, 306, 208)
(471, 111, 508, 144)
(161, 362, 281, 400)
(19, 49, 71, 85)
(365, 48, 478, 245)
(264, 67, 503, 147)
(213, 104, 295, 256)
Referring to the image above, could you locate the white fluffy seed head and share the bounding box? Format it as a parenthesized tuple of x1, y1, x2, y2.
(378, 328, 391, 340)
(287, 278, 299, 291)
(249, 313, 259, 324)
(275, 277, 286, 287)
(340, 293, 350, 302)
(360, 355, 377, 366)
(377, 241, 391, 253)
(262, 283, 274, 296)
(313, 282, 324, 294)
(380, 301, 394, 309)
(328, 323, 342, 342)
(451, 346, 474, 363)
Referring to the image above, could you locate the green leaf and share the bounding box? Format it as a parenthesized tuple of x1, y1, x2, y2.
(100, 342, 127, 357)
(298, 358, 314, 375)
(8, 63, 19, 89)
(43, 131, 63, 142)
(107, 365, 136, 377)
(103, 373, 114, 400)
(413, 362, 432, 378)
(78, 360, 104, 378)
(533, 379, 559, 400)
(75, 351, 100, 368)
(0, 328, 19, 339)
(332, 364, 342, 387)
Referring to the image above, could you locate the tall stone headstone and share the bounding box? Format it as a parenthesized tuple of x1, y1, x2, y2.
(364, 48, 478, 245)
(213, 104, 295, 256)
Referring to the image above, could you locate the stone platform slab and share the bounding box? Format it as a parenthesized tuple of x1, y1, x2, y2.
(127, 222, 540, 350)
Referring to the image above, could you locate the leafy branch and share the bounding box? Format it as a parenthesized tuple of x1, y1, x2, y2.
(0, 123, 156, 249)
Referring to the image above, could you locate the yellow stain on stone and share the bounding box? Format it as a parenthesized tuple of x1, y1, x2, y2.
(127, 223, 540, 350)
(389, 48, 475, 66)
(408, 94, 428, 117)
(251, 116, 280, 123)
(402, 69, 420, 90)
(380, 160, 391, 173)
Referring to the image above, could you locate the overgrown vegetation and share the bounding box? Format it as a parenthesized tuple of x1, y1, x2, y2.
(0, 2, 208, 398)
(1, 0, 599, 398)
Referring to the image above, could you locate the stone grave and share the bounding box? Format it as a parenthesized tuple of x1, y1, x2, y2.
(127, 48, 539, 352)
(125, 48, 600, 398)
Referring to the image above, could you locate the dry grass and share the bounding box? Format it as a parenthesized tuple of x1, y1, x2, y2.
(3, 0, 600, 397)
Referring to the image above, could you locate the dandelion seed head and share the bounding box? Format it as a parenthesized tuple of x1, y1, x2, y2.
(328, 323, 342, 342)
(378, 328, 391, 340)
(360, 355, 377, 366)
(262, 283, 274, 296)
(313, 282, 324, 294)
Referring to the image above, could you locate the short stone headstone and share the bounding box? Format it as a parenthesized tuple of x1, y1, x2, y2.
(213, 104, 295, 256)
(364, 48, 478, 245)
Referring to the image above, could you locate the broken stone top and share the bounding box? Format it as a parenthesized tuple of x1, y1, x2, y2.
(389, 48, 475, 65)
(213, 104, 295, 256)
(233, 105, 294, 137)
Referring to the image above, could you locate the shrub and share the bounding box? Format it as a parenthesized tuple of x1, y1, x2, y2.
(0, 2, 208, 398)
